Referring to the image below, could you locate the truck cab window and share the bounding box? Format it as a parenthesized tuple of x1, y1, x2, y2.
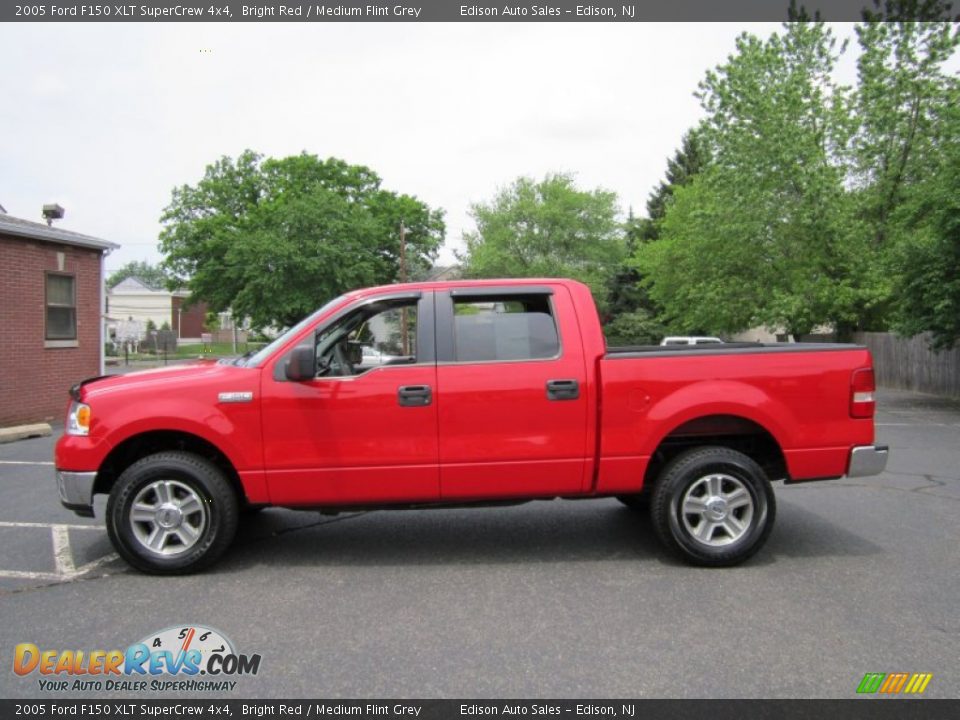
(452, 294, 559, 362)
(316, 300, 418, 377)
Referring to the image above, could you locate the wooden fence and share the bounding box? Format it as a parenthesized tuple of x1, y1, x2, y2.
(853, 332, 960, 398)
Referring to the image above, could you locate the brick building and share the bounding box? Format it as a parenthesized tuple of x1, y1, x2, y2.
(0, 212, 118, 426)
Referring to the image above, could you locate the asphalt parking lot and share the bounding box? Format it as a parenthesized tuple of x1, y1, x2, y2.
(1, 387, 958, 699)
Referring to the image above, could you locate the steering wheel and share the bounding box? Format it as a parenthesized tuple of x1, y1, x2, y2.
(316, 352, 333, 377)
(332, 343, 355, 376)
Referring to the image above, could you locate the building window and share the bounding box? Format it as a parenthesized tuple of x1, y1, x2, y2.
(46, 273, 77, 341)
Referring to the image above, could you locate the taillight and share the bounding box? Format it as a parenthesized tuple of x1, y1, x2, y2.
(850, 368, 876, 418)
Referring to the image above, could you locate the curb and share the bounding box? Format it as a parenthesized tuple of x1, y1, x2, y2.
(0, 423, 53, 444)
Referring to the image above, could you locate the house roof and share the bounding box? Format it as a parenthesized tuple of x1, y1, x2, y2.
(112, 276, 156, 292)
(0, 212, 119, 252)
(109, 276, 188, 297)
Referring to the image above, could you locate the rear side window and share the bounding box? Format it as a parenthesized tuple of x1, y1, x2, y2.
(452, 294, 559, 362)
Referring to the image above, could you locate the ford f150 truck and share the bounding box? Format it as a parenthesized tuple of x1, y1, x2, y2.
(56, 279, 888, 573)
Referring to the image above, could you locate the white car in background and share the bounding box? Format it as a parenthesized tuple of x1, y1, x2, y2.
(359, 345, 400, 367)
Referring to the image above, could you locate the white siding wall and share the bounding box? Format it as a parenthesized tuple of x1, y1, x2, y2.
(108, 291, 172, 329)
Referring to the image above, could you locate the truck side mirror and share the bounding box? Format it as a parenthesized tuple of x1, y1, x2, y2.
(285, 345, 316, 381)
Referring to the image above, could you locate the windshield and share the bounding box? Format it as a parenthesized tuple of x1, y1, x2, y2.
(243, 295, 348, 368)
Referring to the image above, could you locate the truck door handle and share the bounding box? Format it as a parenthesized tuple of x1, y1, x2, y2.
(546, 379, 579, 401)
(398, 385, 432, 407)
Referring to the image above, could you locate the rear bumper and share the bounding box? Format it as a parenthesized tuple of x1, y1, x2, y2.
(56, 470, 97, 518)
(847, 445, 889, 478)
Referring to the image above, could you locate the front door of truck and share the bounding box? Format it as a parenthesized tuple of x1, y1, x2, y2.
(434, 285, 589, 499)
(260, 292, 439, 505)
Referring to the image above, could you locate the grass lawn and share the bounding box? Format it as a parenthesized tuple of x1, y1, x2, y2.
(107, 341, 267, 362)
(172, 341, 266, 358)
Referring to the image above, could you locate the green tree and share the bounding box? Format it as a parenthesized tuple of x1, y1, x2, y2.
(603, 308, 667, 346)
(204, 311, 221, 332)
(160, 151, 444, 329)
(603, 130, 708, 343)
(602, 216, 665, 344)
(641, 128, 710, 243)
(458, 173, 626, 309)
(107, 261, 171, 289)
(852, 7, 960, 334)
(890, 97, 960, 349)
(635, 21, 861, 339)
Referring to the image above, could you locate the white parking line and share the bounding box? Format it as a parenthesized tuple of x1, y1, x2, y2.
(0, 461, 54, 466)
(0, 521, 103, 530)
(0, 569, 62, 581)
(0, 521, 117, 582)
(0, 554, 119, 582)
(51, 525, 76, 575)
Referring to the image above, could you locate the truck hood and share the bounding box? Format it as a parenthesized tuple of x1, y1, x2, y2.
(77, 361, 253, 401)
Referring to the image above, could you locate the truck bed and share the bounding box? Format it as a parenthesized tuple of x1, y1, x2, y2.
(594, 343, 877, 495)
(605, 342, 863, 357)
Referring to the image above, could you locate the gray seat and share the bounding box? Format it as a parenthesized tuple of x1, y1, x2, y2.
(454, 312, 558, 361)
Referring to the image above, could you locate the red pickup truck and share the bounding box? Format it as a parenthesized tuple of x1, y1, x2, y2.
(56, 279, 887, 574)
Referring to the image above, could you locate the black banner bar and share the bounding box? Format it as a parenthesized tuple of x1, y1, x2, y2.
(0, 700, 956, 719)
(4, 0, 959, 23)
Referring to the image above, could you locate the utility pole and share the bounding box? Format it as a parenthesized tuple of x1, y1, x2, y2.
(399, 221, 409, 355)
(399, 220, 409, 284)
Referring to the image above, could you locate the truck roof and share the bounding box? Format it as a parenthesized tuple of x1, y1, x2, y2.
(346, 277, 587, 300)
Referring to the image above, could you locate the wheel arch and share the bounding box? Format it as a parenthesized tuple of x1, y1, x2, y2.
(93, 430, 247, 505)
(643, 414, 788, 492)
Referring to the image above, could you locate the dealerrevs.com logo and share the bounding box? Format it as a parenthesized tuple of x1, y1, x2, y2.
(13, 625, 261, 693)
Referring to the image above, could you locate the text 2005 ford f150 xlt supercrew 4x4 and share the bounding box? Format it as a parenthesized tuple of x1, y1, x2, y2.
(55, 279, 888, 573)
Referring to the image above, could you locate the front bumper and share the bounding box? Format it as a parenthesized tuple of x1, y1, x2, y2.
(847, 445, 889, 478)
(56, 470, 97, 517)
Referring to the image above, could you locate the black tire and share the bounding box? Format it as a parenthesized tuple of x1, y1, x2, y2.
(616, 494, 650, 511)
(650, 446, 776, 567)
(106, 451, 239, 575)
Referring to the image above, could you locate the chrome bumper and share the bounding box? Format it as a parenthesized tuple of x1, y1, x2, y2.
(56, 470, 97, 517)
(847, 445, 889, 478)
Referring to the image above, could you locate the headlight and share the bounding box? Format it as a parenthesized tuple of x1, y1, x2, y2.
(66, 401, 91, 436)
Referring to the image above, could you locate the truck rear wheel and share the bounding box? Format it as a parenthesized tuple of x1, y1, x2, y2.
(650, 446, 775, 566)
(106, 451, 239, 575)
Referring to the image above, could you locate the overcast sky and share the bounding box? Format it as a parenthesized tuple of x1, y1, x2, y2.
(3, 21, 867, 273)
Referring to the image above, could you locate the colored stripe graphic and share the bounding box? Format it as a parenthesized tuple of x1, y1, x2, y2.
(858, 672, 932, 695)
(880, 672, 909, 693)
(904, 674, 933, 694)
(857, 673, 885, 694)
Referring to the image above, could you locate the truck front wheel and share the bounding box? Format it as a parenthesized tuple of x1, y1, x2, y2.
(106, 451, 239, 574)
(650, 446, 776, 567)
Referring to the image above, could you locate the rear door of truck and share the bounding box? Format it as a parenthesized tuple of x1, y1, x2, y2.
(434, 284, 590, 499)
